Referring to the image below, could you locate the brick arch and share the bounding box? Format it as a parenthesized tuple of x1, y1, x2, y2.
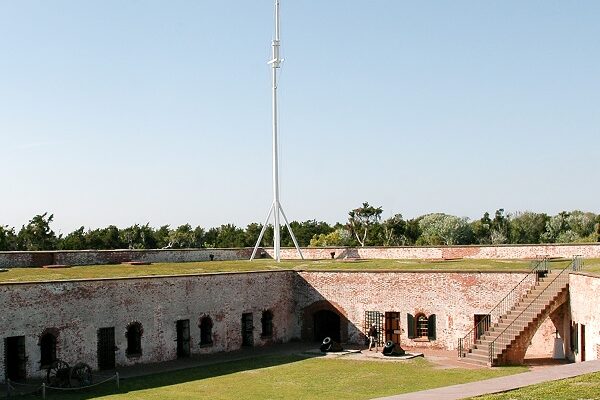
(301, 300, 349, 343)
(500, 290, 569, 364)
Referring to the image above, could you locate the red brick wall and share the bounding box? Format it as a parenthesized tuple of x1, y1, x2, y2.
(2, 243, 598, 268)
(294, 271, 534, 350)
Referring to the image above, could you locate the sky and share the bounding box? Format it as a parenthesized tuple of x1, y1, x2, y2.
(1, 1, 599, 234)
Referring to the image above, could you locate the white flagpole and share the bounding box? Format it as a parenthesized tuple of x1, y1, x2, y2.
(251, 0, 303, 262)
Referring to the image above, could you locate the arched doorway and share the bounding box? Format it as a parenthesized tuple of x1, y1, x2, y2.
(313, 310, 341, 343)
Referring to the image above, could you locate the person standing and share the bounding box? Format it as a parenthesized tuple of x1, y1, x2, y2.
(368, 323, 379, 352)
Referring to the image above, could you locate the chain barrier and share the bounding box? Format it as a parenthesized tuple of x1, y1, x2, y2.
(5, 372, 119, 399)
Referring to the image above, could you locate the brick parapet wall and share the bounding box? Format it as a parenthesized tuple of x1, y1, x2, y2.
(276, 244, 600, 260)
(2, 243, 599, 268)
(0, 248, 252, 268)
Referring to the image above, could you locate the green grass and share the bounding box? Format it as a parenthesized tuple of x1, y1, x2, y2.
(471, 371, 600, 400)
(8, 354, 527, 400)
(1, 258, 594, 283)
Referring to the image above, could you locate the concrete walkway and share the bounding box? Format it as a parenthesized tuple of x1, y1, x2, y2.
(375, 359, 600, 400)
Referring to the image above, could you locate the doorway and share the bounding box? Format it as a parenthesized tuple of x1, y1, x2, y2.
(97, 327, 116, 370)
(313, 310, 341, 343)
(4, 336, 27, 382)
(242, 313, 254, 347)
(385, 312, 401, 345)
(581, 324, 586, 361)
(176, 320, 190, 358)
(474, 314, 491, 341)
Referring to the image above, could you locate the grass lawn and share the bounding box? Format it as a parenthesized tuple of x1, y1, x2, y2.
(0, 258, 595, 283)
(471, 371, 600, 400)
(10, 355, 527, 400)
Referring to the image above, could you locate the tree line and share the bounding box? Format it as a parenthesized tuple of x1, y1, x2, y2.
(1, 205, 599, 251)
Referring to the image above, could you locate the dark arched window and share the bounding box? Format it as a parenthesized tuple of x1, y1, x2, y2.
(261, 310, 273, 337)
(200, 316, 213, 346)
(407, 313, 437, 341)
(40, 332, 57, 368)
(126, 322, 143, 357)
(416, 314, 429, 338)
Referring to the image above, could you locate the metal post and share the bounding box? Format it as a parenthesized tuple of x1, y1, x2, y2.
(42, 382, 46, 400)
(6, 379, 11, 398)
(116, 372, 120, 389)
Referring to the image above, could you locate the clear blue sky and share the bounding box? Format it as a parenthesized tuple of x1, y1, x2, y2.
(1, 1, 599, 234)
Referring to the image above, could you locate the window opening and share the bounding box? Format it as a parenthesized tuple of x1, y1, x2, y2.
(261, 310, 273, 337)
(40, 332, 57, 369)
(199, 316, 213, 346)
(126, 322, 143, 357)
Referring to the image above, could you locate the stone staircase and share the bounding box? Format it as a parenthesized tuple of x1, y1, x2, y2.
(458, 257, 582, 366)
(462, 270, 568, 365)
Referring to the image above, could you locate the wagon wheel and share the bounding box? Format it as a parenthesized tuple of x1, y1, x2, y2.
(46, 359, 70, 387)
(69, 362, 93, 387)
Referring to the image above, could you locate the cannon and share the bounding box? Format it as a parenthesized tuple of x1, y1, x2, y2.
(382, 341, 406, 357)
(46, 359, 93, 388)
(320, 337, 343, 353)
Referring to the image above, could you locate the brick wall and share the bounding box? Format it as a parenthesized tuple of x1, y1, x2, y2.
(568, 272, 600, 362)
(294, 271, 533, 350)
(2, 243, 599, 268)
(277, 244, 600, 260)
(0, 271, 295, 379)
(0, 248, 252, 268)
(1, 268, 593, 380)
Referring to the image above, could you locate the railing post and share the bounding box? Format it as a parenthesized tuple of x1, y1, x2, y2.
(116, 372, 120, 389)
(42, 382, 46, 400)
(6, 379, 11, 398)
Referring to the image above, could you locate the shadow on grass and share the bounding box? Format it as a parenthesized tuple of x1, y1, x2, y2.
(2, 354, 316, 400)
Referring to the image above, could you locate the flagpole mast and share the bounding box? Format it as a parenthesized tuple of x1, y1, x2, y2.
(250, 0, 303, 262)
(271, 0, 282, 262)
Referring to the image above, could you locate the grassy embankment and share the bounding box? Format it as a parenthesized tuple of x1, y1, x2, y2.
(471, 371, 600, 400)
(1, 258, 597, 283)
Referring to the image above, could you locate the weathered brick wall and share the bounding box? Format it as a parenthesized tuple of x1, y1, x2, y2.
(278, 244, 600, 260)
(0, 249, 252, 268)
(1, 244, 599, 268)
(294, 271, 534, 350)
(568, 272, 600, 362)
(0, 271, 295, 379)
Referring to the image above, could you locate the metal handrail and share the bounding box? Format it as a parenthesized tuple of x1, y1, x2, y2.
(487, 256, 582, 364)
(458, 257, 548, 357)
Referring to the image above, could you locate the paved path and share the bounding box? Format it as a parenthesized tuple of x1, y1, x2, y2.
(374, 359, 600, 400)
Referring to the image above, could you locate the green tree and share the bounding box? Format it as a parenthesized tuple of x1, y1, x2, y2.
(309, 228, 352, 247)
(280, 220, 334, 247)
(215, 224, 246, 248)
(193, 226, 206, 248)
(154, 225, 171, 248)
(381, 214, 407, 246)
(403, 218, 422, 245)
(168, 224, 197, 248)
(17, 213, 58, 250)
(509, 212, 549, 244)
(471, 212, 492, 244)
(120, 224, 157, 249)
(490, 209, 509, 244)
(418, 213, 472, 245)
(0, 225, 18, 251)
(59, 226, 88, 250)
(347, 202, 383, 247)
(86, 225, 123, 249)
